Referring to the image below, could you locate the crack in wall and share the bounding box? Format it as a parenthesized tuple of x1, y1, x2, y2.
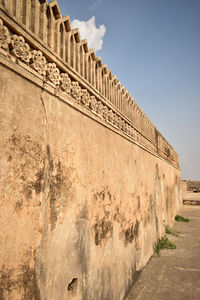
(36, 85, 51, 299)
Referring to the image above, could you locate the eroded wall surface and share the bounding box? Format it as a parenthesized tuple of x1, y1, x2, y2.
(0, 63, 181, 300)
(0, 2, 181, 299)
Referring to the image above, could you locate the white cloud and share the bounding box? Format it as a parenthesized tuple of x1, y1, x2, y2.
(71, 16, 106, 52)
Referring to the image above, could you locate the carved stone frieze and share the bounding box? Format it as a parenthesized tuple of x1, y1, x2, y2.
(60, 73, 72, 93)
(96, 102, 104, 116)
(80, 89, 90, 107)
(113, 114, 120, 127)
(71, 81, 81, 102)
(0, 18, 174, 163)
(121, 120, 126, 131)
(46, 63, 60, 85)
(108, 110, 114, 123)
(0, 18, 11, 50)
(10, 35, 31, 63)
(125, 123, 131, 135)
(118, 117, 123, 130)
(89, 96, 97, 111)
(30, 50, 47, 76)
(102, 106, 109, 121)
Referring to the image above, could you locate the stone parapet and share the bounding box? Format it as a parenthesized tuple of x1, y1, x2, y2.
(0, 0, 179, 168)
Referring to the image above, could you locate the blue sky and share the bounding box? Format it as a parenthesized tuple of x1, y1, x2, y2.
(57, 0, 200, 180)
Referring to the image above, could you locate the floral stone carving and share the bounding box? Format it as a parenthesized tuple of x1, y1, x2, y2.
(108, 110, 114, 123)
(60, 73, 72, 93)
(102, 106, 109, 120)
(10, 35, 31, 63)
(113, 114, 120, 127)
(89, 96, 97, 111)
(96, 101, 104, 116)
(121, 120, 126, 131)
(46, 63, 60, 85)
(118, 117, 123, 130)
(80, 89, 90, 107)
(0, 18, 11, 50)
(71, 81, 81, 102)
(30, 50, 47, 76)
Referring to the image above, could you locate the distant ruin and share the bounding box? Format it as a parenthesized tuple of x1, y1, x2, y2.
(183, 180, 200, 192)
(0, 1, 181, 299)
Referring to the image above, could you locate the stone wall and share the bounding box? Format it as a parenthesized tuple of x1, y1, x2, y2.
(0, 1, 181, 299)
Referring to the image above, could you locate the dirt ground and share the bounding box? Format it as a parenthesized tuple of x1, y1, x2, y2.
(126, 206, 200, 300)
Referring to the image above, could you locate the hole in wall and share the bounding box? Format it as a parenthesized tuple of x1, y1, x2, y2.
(68, 278, 78, 295)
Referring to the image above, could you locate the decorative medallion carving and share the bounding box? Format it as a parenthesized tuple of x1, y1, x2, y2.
(108, 110, 114, 123)
(10, 35, 31, 62)
(96, 101, 104, 116)
(30, 50, 47, 76)
(60, 73, 72, 93)
(125, 123, 131, 135)
(121, 120, 126, 131)
(102, 106, 109, 121)
(114, 114, 120, 127)
(0, 18, 11, 50)
(80, 89, 90, 107)
(46, 63, 60, 85)
(89, 96, 97, 111)
(118, 117, 123, 130)
(71, 81, 81, 102)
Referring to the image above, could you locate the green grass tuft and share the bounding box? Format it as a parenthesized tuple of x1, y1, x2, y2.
(175, 215, 190, 223)
(165, 225, 180, 237)
(155, 236, 176, 256)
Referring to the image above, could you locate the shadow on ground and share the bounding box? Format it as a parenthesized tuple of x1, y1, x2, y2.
(126, 207, 200, 300)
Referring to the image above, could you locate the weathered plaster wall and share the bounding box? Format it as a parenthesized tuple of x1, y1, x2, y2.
(0, 61, 181, 300)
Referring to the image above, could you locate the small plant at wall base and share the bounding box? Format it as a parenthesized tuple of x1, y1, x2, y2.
(154, 236, 176, 256)
(165, 225, 180, 237)
(175, 215, 190, 222)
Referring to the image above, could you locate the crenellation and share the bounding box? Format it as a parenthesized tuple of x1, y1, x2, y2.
(98, 64, 103, 94)
(117, 83, 122, 111)
(46, 5, 53, 48)
(84, 48, 90, 81)
(70, 29, 80, 69)
(0, 3, 179, 166)
(58, 21, 64, 58)
(126, 94, 132, 121)
(101, 64, 108, 97)
(113, 79, 118, 108)
(115, 79, 120, 109)
(15, 0, 23, 21)
(30, 0, 40, 36)
(48, 0, 61, 20)
(124, 90, 129, 116)
(79, 40, 87, 77)
(120, 87, 124, 113)
(88, 53, 92, 84)
(87, 49, 95, 85)
(11, 0, 16, 17)
(75, 40, 81, 73)
(106, 74, 110, 100)
(107, 69, 112, 102)
(21, 0, 30, 29)
(0, 0, 162, 157)
(91, 51, 96, 87)
(53, 18, 60, 54)
(38, 2, 47, 41)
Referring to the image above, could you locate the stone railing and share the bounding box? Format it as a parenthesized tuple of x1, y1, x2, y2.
(0, 0, 179, 167)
